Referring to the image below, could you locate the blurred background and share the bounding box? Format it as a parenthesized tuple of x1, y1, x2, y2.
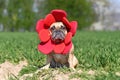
(0, 0, 120, 32)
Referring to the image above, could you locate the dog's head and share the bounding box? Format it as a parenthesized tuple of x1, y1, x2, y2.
(49, 22, 67, 43)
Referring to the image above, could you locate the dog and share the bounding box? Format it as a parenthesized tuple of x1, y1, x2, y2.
(41, 22, 78, 70)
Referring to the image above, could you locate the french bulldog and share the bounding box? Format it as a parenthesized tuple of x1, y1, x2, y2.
(41, 22, 78, 70)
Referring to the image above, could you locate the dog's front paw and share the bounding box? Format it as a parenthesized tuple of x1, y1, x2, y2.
(40, 63, 50, 70)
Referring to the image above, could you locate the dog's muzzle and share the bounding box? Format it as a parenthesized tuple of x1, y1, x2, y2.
(51, 30, 65, 43)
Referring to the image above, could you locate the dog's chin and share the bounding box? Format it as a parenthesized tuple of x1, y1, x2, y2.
(52, 39, 64, 44)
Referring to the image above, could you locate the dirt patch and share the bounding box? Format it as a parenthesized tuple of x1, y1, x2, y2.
(116, 72, 120, 76)
(20, 69, 82, 80)
(87, 70, 95, 75)
(0, 60, 27, 80)
(51, 70, 70, 80)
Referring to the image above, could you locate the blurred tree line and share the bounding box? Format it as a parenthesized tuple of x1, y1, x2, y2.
(44, 0, 96, 29)
(0, 0, 96, 32)
(0, 0, 38, 31)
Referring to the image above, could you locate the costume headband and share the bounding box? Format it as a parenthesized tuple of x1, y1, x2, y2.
(36, 9, 77, 54)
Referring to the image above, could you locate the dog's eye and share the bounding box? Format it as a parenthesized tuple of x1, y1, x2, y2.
(50, 26, 55, 31)
(61, 25, 66, 30)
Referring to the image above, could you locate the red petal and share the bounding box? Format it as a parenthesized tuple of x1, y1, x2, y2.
(36, 19, 44, 33)
(38, 40, 54, 54)
(62, 17, 71, 29)
(63, 42, 72, 54)
(54, 42, 65, 54)
(39, 29, 50, 42)
(44, 14, 56, 28)
(51, 9, 67, 21)
(64, 32, 72, 45)
(70, 21, 78, 36)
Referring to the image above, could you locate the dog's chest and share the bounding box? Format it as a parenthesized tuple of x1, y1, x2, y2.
(52, 54, 68, 64)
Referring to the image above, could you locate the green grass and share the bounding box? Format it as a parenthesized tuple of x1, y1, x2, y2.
(0, 31, 120, 79)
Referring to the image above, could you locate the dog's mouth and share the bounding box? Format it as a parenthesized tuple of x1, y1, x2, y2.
(53, 39, 63, 44)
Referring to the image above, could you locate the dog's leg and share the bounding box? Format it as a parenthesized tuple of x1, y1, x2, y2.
(68, 53, 75, 70)
(73, 55, 78, 68)
(40, 55, 52, 70)
(68, 54, 78, 70)
(68, 45, 78, 70)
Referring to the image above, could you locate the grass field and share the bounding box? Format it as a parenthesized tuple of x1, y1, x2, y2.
(0, 31, 120, 80)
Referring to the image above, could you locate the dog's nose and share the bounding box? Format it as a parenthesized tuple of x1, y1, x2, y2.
(56, 30, 61, 34)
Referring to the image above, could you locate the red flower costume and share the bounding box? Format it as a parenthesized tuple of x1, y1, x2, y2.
(36, 9, 77, 55)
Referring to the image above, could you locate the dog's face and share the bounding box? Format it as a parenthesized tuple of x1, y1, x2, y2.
(50, 22, 67, 43)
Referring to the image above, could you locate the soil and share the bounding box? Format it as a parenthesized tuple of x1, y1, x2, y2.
(0, 60, 95, 80)
(0, 60, 27, 80)
(1, 61, 119, 80)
